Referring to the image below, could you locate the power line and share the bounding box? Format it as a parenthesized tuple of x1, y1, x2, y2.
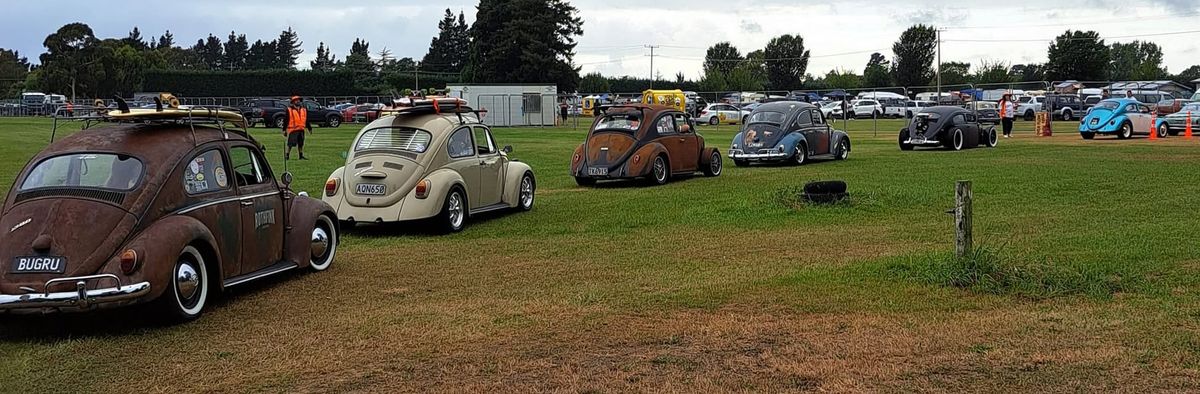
(943, 11, 1200, 30)
(944, 28, 1200, 43)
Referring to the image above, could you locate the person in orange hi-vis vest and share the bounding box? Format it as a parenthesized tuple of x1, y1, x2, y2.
(282, 96, 312, 160)
(998, 93, 1016, 138)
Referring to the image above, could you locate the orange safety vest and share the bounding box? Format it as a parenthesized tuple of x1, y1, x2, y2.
(999, 100, 1009, 117)
(286, 106, 307, 133)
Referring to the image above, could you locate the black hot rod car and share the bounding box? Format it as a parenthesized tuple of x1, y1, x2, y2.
(898, 106, 998, 151)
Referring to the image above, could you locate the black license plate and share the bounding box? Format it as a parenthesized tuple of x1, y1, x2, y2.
(587, 167, 608, 176)
(356, 183, 386, 195)
(1090, 118, 1098, 125)
(11, 256, 66, 274)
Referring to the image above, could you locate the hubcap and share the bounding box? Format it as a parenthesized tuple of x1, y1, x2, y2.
(955, 131, 963, 149)
(520, 177, 534, 207)
(311, 227, 330, 259)
(448, 192, 464, 227)
(654, 158, 666, 181)
(711, 153, 722, 174)
(839, 143, 849, 158)
(176, 262, 200, 301)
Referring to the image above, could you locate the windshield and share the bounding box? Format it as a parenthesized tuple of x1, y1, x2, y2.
(1180, 104, 1200, 113)
(747, 111, 785, 125)
(20, 153, 144, 191)
(354, 127, 432, 153)
(594, 113, 642, 132)
(1094, 100, 1121, 110)
(821, 102, 841, 109)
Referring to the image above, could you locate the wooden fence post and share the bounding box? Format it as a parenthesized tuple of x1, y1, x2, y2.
(955, 180, 973, 258)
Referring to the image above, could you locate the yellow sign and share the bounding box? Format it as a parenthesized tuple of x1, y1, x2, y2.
(1035, 111, 1052, 136)
(640, 89, 686, 112)
(582, 97, 597, 117)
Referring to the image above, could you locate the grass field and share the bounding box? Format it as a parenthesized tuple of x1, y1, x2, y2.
(1, 115, 1199, 392)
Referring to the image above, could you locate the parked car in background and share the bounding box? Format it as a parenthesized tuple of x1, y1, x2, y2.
(899, 106, 998, 151)
(1123, 91, 1174, 112)
(1161, 102, 1200, 136)
(20, 92, 45, 115)
(344, 103, 384, 123)
(1043, 94, 1084, 121)
(0, 106, 339, 322)
(1155, 98, 1191, 116)
(819, 101, 843, 119)
(330, 103, 355, 112)
(694, 103, 749, 125)
(239, 98, 344, 128)
(1015, 96, 1045, 120)
(573, 104, 722, 186)
(1083, 95, 1104, 111)
(740, 102, 763, 113)
(728, 101, 850, 166)
(971, 101, 1001, 124)
(904, 100, 936, 118)
(323, 98, 535, 233)
(1078, 98, 1168, 140)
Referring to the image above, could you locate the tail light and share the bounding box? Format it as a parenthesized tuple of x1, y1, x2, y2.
(325, 178, 338, 197)
(415, 179, 431, 199)
(572, 153, 580, 163)
(700, 110, 709, 115)
(633, 154, 641, 164)
(119, 249, 140, 274)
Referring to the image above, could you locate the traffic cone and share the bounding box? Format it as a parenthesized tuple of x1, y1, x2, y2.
(1187, 112, 1194, 140)
(1149, 113, 1158, 140)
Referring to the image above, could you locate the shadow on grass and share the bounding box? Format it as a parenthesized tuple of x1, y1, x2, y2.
(343, 208, 528, 238)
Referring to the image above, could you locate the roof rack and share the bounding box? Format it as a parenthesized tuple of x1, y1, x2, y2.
(597, 104, 653, 116)
(50, 96, 256, 147)
(376, 97, 488, 125)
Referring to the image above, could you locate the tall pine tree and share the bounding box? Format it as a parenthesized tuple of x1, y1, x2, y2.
(191, 34, 223, 70)
(223, 31, 249, 70)
(422, 9, 469, 72)
(467, 0, 583, 92)
(274, 27, 302, 69)
(310, 42, 338, 72)
(247, 39, 277, 69)
(344, 38, 373, 74)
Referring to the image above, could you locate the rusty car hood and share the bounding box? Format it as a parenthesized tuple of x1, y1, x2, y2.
(0, 198, 135, 291)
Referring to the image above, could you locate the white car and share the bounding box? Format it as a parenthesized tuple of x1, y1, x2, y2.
(819, 101, 843, 119)
(1015, 96, 1045, 120)
(694, 103, 749, 125)
(829, 99, 884, 119)
(904, 100, 937, 118)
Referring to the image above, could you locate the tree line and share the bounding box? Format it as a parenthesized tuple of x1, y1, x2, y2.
(0, 0, 584, 98)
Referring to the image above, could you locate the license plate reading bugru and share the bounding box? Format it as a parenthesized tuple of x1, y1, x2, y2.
(11, 256, 66, 273)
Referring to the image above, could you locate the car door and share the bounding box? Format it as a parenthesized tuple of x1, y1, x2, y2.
(800, 109, 831, 155)
(720, 105, 738, 124)
(445, 126, 483, 209)
(181, 147, 242, 281)
(1126, 104, 1148, 131)
(228, 144, 284, 275)
(472, 126, 505, 208)
(671, 113, 700, 172)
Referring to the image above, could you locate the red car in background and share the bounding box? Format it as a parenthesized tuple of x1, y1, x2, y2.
(1156, 99, 1192, 116)
(343, 103, 385, 123)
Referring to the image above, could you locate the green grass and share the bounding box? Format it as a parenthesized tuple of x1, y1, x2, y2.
(1, 116, 1200, 391)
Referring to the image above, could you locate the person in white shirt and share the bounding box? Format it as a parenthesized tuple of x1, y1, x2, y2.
(999, 93, 1016, 138)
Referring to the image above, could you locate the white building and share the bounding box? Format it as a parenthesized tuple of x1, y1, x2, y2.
(445, 84, 559, 127)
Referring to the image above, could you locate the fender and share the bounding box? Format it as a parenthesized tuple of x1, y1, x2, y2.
(284, 196, 336, 267)
(319, 166, 346, 212)
(781, 132, 808, 156)
(569, 144, 585, 175)
(830, 130, 851, 152)
(398, 168, 465, 221)
(99, 215, 218, 300)
(698, 146, 720, 168)
(730, 131, 745, 151)
(625, 143, 668, 177)
(502, 161, 534, 207)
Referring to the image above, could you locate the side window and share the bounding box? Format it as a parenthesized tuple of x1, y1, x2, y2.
(964, 113, 977, 123)
(472, 127, 496, 155)
(951, 114, 966, 126)
(229, 146, 270, 187)
(810, 109, 824, 125)
(673, 113, 693, 133)
(1140, 105, 1151, 113)
(1126, 104, 1137, 112)
(655, 116, 676, 135)
(304, 102, 321, 111)
(183, 149, 229, 194)
(448, 127, 475, 158)
(793, 110, 813, 128)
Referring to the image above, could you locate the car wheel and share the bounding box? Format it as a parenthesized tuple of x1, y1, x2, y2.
(327, 116, 341, 128)
(1081, 132, 1095, 140)
(792, 143, 808, 165)
(517, 172, 535, 211)
(273, 116, 286, 129)
(1118, 122, 1132, 139)
(945, 128, 964, 151)
(310, 215, 337, 271)
(438, 187, 467, 233)
(1062, 110, 1073, 121)
(874, 110, 881, 118)
(984, 128, 998, 147)
(899, 129, 914, 151)
(157, 245, 209, 323)
(649, 155, 669, 185)
(834, 139, 850, 160)
(709, 116, 719, 126)
(733, 159, 749, 167)
(702, 150, 722, 176)
(1023, 111, 1034, 121)
(1157, 123, 1169, 138)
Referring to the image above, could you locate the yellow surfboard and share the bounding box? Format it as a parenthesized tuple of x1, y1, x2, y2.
(106, 108, 245, 123)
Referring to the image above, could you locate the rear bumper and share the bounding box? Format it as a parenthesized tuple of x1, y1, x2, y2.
(729, 150, 788, 161)
(0, 274, 150, 313)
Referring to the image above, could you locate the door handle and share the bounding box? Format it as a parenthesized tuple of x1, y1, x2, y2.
(678, 138, 685, 142)
(240, 201, 254, 206)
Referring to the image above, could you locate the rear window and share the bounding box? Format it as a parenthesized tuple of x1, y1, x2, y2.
(747, 111, 786, 125)
(354, 127, 432, 153)
(21, 153, 144, 191)
(1095, 100, 1121, 110)
(594, 113, 642, 133)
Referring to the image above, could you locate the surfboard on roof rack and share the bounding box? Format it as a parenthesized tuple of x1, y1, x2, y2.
(49, 94, 252, 144)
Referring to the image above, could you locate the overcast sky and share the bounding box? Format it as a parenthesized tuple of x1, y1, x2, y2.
(2, 0, 1198, 81)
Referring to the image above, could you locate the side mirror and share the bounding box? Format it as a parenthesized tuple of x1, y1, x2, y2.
(502, 145, 513, 153)
(281, 171, 293, 187)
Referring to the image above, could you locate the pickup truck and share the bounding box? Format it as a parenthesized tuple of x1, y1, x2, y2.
(1016, 94, 1084, 121)
(239, 98, 344, 128)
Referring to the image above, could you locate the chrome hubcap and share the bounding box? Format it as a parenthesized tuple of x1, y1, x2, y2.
(711, 153, 721, 174)
(448, 192, 464, 227)
(311, 227, 330, 259)
(520, 177, 534, 207)
(654, 159, 666, 181)
(176, 262, 200, 301)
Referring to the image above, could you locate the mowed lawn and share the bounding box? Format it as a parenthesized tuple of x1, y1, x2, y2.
(1, 115, 1199, 391)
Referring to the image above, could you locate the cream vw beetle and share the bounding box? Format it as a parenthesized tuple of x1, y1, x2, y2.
(322, 99, 535, 232)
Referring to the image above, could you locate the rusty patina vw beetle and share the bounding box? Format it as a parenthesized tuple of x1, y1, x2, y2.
(0, 105, 339, 322)
(571, 104, 723, 186)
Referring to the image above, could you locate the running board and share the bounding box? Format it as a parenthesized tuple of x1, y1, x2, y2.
(470, 203, 511, 215)
(223, 261, 297, 287)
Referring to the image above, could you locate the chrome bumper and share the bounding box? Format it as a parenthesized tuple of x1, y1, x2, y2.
(729, 150, 787, 160)
(0, 274, 151, 312)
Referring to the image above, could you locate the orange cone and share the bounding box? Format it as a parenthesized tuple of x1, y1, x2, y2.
(1187, 112, 1194, 140)
(1149, 113, 1158, 140)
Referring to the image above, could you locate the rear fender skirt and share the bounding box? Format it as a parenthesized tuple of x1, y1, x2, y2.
(119, 215, 218, 298)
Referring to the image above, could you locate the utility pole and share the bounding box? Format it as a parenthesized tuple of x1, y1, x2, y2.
(936, 28, 942, 103)
(645, 45, 659, 89)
